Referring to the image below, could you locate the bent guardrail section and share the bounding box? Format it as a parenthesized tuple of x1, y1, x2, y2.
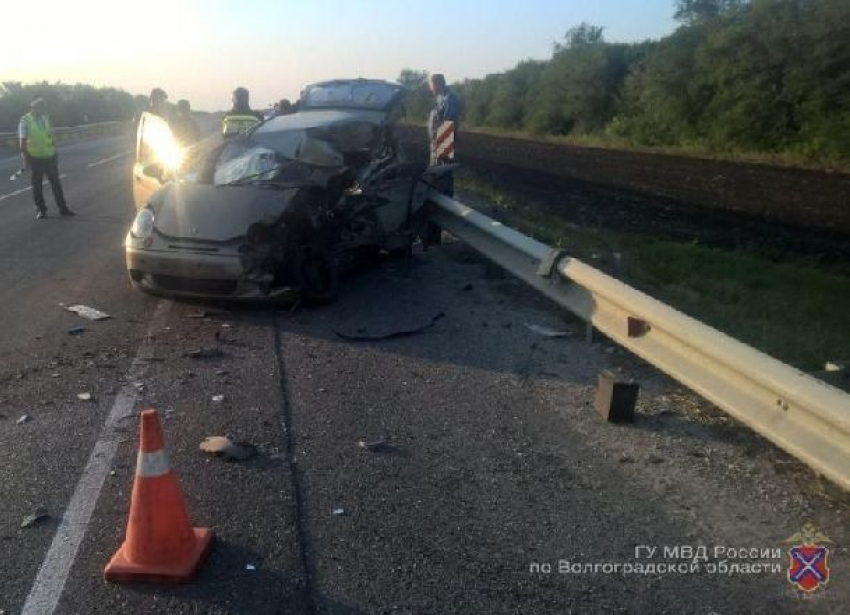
(427, 192, 850, 491)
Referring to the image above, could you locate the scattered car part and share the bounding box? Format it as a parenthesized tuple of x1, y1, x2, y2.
(199, 436, 257, 461)
(332, 312, 445, 342)
(66, 305, 111, 321)
(524, 323, 573, 338)
(21, 508, 50, 528)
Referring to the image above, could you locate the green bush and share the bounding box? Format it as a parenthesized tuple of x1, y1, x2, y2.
(402, 0, 850, 167)
(0, 82, 142, 131)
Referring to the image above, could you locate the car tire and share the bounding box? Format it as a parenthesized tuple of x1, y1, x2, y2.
(300, 245, 339, 305)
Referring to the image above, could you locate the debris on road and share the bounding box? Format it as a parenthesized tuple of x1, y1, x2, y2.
(211, 394, 225, 403)
(77, 392, 93, 401)
(357, 439, 390, 453)
(594, 370, 639, 423)
(16, 415, 32, 425)
(246, 564, 257, 571)
(825, 361, 846, 372)
(66, 305, 111, 321)
(184, 347, 225, 359)
(187, 310, 208, 319)
(333, 313, 445, 342)
(68, 326, 86, 336)
(200, 436, 257, 461)
(332, 507, 346, 516)
(215, 369, 230, 377)
(21, 508, 50, 528)
(524, 323, 573, 338)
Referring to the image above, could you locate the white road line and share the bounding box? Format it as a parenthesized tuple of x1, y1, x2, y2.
(21, 299, 171, 615)
(0, 174, 69, 202)
(86, 152, 130, 168)
(0, 186, 31, 201)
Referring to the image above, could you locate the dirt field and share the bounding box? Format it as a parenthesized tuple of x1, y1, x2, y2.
(398, 125, 850, 262)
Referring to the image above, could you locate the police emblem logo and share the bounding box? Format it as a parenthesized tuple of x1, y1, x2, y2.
(785, 523, 831, 593)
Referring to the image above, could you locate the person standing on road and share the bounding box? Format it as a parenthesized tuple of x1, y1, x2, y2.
(19, 98, 75, 220)
(425, 74, 462, 244)
(428, 74, 462, 175)
(222, 87, 263, 137)
(132, 88, 170, 138)
(172, 99, 200, 146)
(147, 87, 169, 118)
(274, 98, 294, 117)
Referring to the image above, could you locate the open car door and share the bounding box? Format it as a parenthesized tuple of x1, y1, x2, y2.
(133, 112, 179, 210)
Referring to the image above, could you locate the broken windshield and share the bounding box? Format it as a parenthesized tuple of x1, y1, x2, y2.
(210, 130, 345, 186)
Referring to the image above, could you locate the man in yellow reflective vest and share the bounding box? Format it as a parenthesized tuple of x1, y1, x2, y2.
(19, 98, 74, 219)
(221, 87, 263, 137)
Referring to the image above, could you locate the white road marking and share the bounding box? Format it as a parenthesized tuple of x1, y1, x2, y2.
(21, 299, 171, 615)
(0, 174, 69, 202)
(86, 152, 130, 168)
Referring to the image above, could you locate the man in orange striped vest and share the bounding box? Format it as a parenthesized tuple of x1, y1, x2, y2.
(427, 74, 462, 183)
(426, 74, 462, 245)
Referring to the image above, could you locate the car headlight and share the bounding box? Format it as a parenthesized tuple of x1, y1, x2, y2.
(131, 208, 155, 240)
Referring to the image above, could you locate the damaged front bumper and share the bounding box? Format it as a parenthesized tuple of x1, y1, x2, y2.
(125, 235, 298, 303)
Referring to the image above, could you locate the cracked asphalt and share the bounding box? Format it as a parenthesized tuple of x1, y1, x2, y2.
(0, 135, 848, 614)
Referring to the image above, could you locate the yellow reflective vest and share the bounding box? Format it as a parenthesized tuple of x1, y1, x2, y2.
(22, 113, 56, 158)
(222, 113, 260, 137)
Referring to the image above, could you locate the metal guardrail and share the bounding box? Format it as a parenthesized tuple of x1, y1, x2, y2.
(0, 121, 128, 152)
(428, 193, 850, 491)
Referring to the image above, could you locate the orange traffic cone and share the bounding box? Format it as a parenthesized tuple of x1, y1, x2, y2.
(105, 408, 213, 583)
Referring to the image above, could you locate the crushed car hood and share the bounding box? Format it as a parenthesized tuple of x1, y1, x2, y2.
(151, 183, 299, 242)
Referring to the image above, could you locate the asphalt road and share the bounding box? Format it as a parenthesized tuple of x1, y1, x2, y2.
(0, 135, 848, 614)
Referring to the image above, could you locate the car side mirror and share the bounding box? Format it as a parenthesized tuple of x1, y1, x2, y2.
(142, 162, 164, 181)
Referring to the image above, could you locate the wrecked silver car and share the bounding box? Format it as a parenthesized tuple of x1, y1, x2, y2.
(126, 79, 447, 303)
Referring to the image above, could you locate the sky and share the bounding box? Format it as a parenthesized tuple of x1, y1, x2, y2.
(1, 0, 678, 111)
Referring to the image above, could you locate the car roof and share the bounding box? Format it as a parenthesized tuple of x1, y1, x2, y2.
(299, 79, 404, 112)
(255, 109, 387, 135)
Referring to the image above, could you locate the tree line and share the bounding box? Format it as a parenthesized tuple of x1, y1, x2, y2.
(0, 82, 144, 132)
(400, 0, 850, 165)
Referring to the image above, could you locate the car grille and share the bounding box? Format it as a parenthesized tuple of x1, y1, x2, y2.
(151, 275, 238, 296)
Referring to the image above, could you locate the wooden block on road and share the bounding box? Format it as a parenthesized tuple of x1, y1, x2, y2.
(594, 370, 639, 423)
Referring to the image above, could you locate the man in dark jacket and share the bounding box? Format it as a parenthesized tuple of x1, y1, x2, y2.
(172, 99, 200, 146)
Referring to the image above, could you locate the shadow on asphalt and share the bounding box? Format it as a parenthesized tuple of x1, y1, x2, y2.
(158, 242, 747, 455)
(116, 538, 366, 614)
